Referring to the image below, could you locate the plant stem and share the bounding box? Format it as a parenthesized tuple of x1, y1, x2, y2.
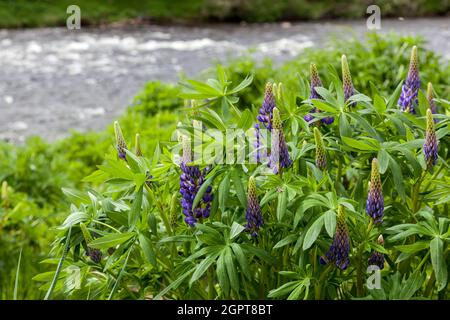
(424, 270, 435, 298)
(423, 162, 444, 192)
(315, 264, 333, 299)
(45, 226, 72, 300)
(207, 268, 215, 299)
(412, 170, 426, 214)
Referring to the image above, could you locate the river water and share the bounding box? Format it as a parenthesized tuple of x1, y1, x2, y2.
(0, 18, 449, 143)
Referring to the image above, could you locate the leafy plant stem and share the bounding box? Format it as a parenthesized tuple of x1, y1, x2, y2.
(315, 264, 333, 299)
(44, 226, 72, 300)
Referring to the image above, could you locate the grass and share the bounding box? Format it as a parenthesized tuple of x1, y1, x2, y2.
(0, 0, 448, 28)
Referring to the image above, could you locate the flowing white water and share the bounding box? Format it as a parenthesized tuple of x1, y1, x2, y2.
(0, 18, 448, 142)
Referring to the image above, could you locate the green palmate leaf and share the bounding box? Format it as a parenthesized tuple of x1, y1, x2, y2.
(190, 253, 219, 286)
(387, 81, 403, 109)
(192, 175, 214, 210)
(339, 113, 351, 137)
(347, 113, 382, 141)
(310, 99, 338, 114)
(216, 252, 230, 295)
(229, 74, 253, 95)
(224, 247, 239, 293)
(348, 93, 372, 103)
(274, 234, 298, 249)
(373, 94, 387, 114)
(398, 270, 426, 299)
(186, 79, 221, 96)
(218, 173, 230, 213)
(231, 169, 247, 208)
(237, 109, 254, 130)
(61, 212, 89, 229)
(229, 222, 245, 240)
(430, 237, 448, 291)
(341, 136, 378, 151)
(98, 159, 134, 181)
(395, 241, 429, 254)
(314, 87, 337, 106)
(388, 155, 406, 200)
(231, 243, 251, 279)
(268, 281, 299, 298)
(154, 267, 195, 300)
(303, 215, 324, 250)
(324, 210, 336, 238)
(89, 232, 135, 250)
(277, 189, 288, 221)
(378, 149, 389, 174)
(62, 188, 90, 206)
(138, 233, 157, 268)
(129, 185, 143, 228)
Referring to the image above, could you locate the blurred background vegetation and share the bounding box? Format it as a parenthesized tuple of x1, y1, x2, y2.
(0, 0, 449, 28)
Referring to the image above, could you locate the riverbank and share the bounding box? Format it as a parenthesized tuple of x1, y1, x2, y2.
(1, 0, 449, 28)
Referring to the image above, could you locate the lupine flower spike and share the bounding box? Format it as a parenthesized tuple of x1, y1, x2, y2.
(424, 108, 438, 169)
(179, 136, 213, 226)
(320, 205, 350, 270)
(427, 82, 438, 122)
(314, 127, 326, 170)
(366, 158, 384, 224)
(269, 107, 292, 174)
(341, 55, 356, 108)
(255, 82, 276, 163)
(368, 234, 385, 270)
(398, 46, 420, 114)
(114, 121, 127, 160)
(257, 82, 276, 130)
(304, 64, 320, 123)
(245, 176, 264, 237)
(135, 133, 143, 157)
(305, 63, 334, 125)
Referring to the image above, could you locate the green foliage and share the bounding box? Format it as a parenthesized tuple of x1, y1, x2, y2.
(32, 35, 450, 300)
(1, 0, 449, 27)
(1, 34, 449, 300)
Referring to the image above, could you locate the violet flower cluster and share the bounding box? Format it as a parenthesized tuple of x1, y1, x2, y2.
(320, 205, 350, 270)
(366, 158, 384, 224)
(179, 136, 213, 226)
(245, 176, 263, 237)
(304, 63, 334, 125)
(424, 108, 438, 168)
(268, 107, 292, 174)
(398, 46, 420, 114)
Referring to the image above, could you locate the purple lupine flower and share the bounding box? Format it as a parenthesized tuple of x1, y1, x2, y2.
(320, 205, 350, 270)
(368, 235, 385, 270)
(245, 176, 263, 237)
(398, 46, 420, 114)
(366, 158, 384, 224)
(254, 123, 262, 163)
(424, 108, 438, 168)
(304, 63, 334, 125)
(341, 55, 356, 108)
(114, 121, 127, 160)
(179, 136, 213, 226)
(314, 127, 327, 170)
(269, 107, 292, 174)
(257, 82, 276, 130)
(86, 248, 102, 263)
(309, 63, 323, 100)
(427, 82, 438, 122)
